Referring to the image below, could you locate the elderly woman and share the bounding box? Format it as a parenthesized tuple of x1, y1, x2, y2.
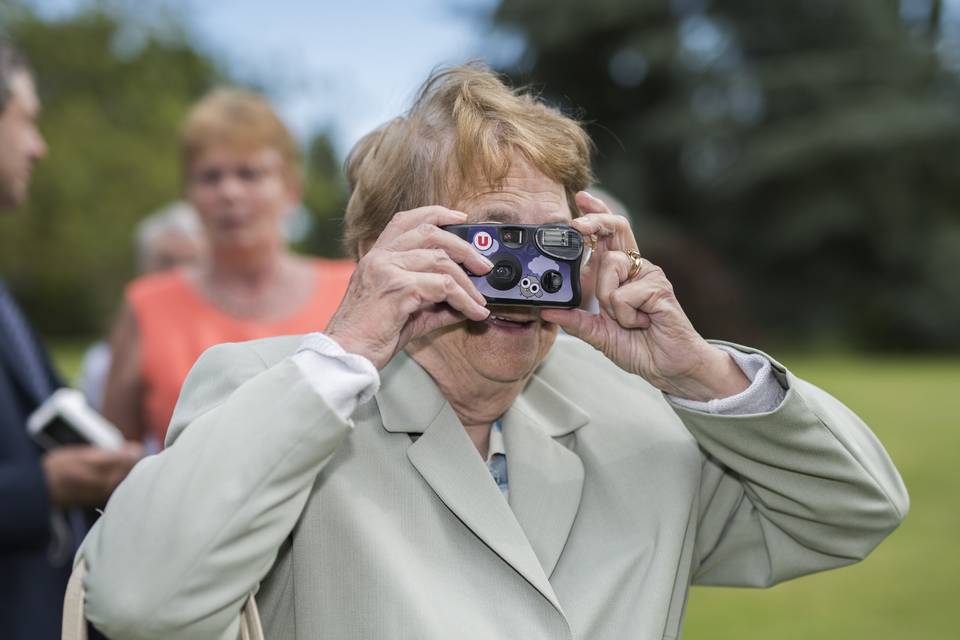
(79, 65, 907, 640)
(102, 89, 353, 448)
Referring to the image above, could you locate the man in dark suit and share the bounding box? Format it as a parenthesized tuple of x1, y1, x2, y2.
(0, 39, 140, 640)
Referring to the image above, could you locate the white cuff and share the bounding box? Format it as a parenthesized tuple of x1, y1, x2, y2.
(292, 333, 380, 421)
(667, 346, 786, 415)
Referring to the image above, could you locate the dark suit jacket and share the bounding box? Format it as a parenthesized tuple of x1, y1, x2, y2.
(0, 291, 72, 640)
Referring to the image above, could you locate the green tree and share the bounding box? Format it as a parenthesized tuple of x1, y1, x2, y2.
(0, 4, 219, 336)
(298, 131, 349, 258)
(492, 0, 960, 349)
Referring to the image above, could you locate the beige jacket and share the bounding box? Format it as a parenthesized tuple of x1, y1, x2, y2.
(79, 336, 908, 639)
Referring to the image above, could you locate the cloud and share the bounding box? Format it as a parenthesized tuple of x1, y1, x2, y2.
(528, 255, 559, 274)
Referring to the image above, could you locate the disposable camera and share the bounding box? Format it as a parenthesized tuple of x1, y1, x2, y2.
(443, 223, 584, 308)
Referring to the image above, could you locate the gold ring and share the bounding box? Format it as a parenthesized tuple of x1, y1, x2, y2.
(625, 250, 644, 279)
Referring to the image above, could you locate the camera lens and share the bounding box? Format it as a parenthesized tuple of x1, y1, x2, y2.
(489, 262, 517, 289)
(542, 269, 563, 294)
(486, 252, 522, 291)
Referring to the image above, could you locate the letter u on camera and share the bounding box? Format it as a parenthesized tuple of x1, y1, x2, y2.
(443, 223, 583, 308)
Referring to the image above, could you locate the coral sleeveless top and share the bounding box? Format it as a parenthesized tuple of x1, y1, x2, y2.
(126, 259, 354, 446)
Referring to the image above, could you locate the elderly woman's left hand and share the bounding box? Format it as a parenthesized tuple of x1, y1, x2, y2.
(541, 192, 749, 401)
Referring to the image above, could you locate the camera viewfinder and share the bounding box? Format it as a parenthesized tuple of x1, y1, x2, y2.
(500, 227, 524, 248)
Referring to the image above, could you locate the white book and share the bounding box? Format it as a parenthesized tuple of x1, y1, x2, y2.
(27, 388, 124, 450)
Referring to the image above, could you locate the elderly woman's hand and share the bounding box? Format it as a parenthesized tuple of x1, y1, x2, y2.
(541, 192, 749, 401)
(325, 206, 492, 369)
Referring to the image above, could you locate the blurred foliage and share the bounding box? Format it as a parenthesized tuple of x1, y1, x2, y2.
(0, 1, 347, 338)
(298, 131, 349, 258)
(493, 0, 960, 350)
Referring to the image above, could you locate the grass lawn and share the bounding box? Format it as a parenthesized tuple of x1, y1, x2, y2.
(50, 339, 90, 385)
(50, 343, 957, 639)
(683, 354, 958, 640)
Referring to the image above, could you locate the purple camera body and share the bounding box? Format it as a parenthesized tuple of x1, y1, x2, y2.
(443, 223, 583, 308)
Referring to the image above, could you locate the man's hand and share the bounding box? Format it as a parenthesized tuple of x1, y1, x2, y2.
(541, 192, 749, 401)
(42, 442, 143, 509)
(325, 206, 492, 369)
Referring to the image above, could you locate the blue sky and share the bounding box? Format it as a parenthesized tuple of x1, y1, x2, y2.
(28, 0, 520, 156)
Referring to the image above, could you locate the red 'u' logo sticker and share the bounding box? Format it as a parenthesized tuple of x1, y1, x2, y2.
(473, 231, 492, 251)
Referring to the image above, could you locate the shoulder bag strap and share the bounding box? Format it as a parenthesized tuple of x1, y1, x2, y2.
(62, 558, 264, 639)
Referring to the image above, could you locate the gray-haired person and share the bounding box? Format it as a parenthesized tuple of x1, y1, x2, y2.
(79, 202, 205, 412)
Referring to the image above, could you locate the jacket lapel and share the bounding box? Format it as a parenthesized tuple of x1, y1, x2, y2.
(0, 282, 58, 405)
(375, 353, 592, 611)
(502, 374, 588, 577)
(407, 404, 566, 612)
(0, 325, 46, 405)
(376, 352, 567, 613)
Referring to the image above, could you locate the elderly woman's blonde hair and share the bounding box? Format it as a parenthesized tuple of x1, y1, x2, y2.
(180, 87, 302, 188)
(343, 63, 595, 257)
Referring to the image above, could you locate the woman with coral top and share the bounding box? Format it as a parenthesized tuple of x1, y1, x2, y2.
(102, 89, 354, 448)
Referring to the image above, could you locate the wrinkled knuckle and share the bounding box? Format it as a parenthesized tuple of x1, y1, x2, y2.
(416, 223, 436, 237)
(363, 248, 387, 266)
(652, 270, 674, 293)
(365, 256, 389, 278)
(380, 271, 406, 296)
(451, 238, 479, 260)
(356, 252, 374, 270)
(650, 286, 674, 306)
(402, 285, 422, 304)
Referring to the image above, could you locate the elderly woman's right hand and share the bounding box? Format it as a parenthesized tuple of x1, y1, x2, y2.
(325, 206, 492, 369)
